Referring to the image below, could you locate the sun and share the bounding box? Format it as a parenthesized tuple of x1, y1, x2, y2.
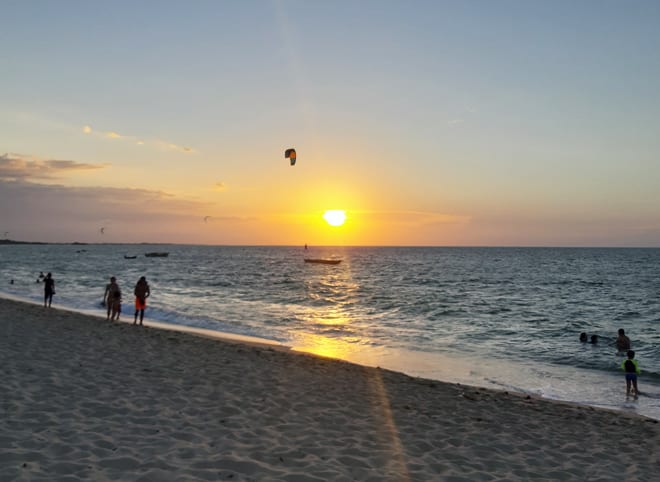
(323, 210, 347, 227)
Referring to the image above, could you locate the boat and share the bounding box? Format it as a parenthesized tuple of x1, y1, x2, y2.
(304, 258, 341, 265)
(145, 252, 169, 258)
(124, 255, 137, 259)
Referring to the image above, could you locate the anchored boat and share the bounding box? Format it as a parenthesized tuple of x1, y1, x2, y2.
(304, 258, 341, 265)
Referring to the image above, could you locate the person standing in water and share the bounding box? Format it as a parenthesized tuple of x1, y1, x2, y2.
(43, 272, 55, 307)
(616, 328, 631, 352)
(622, 350, 641, 397)
(103, 276, 122, 321)
(133, 276, 150, 325)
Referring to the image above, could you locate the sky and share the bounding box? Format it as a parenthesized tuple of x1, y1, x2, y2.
(1, 0, 659, 246)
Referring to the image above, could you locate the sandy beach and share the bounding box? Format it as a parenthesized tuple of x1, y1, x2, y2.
(1, 298, 659, 481)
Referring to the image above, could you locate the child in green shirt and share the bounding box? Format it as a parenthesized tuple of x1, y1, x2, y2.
(622, 350, 640, 397)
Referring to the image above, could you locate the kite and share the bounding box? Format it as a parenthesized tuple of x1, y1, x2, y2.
(204, 216, 210, 223)
(100, 227, 105, 235)
(285, 148, 296, 166)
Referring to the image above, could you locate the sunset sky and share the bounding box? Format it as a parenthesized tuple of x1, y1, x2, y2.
(2, 1, 659, 246)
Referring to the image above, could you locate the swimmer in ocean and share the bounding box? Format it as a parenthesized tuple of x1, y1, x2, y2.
(616, 328, 631, 352)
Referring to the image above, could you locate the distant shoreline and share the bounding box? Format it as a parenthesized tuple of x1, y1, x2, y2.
(0, 239, 170, 246)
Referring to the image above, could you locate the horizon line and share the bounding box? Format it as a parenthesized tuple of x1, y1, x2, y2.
(1, 239, 659, 249)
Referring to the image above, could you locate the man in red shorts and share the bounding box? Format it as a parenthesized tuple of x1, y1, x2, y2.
(133, 276, 150, 325)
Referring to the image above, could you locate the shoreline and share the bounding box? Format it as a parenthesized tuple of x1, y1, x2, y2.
(2, 297, 659, 480)
(4, 292, 659, 422)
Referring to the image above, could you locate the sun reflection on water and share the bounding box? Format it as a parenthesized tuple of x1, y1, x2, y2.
(292, 332, 363, 360)
(294, 259, 370, 359)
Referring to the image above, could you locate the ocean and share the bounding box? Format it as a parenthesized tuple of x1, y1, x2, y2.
(2, 244, 660, 420)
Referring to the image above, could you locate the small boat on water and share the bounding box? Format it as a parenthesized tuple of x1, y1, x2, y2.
(304, 258, 341, 265)
(124, 255, 137, 259)
(145, 252, 169, 258)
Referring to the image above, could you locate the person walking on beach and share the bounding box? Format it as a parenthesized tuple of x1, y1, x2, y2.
(133, 276, 150, 325)
(622, 350, 640, 397)
(616, 328, 631, 352)
(103, 276, 122, 321)
(43, 272, 55, 307)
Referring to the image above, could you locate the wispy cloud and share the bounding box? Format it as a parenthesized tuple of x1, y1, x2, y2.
(83, 125, 196, 153)
(156, 140, 196, 154)
(358, 210, 471, 226)
(214, 182, 226, 192)
(203, 214, 255, 223)
(0, 153, 106, 181)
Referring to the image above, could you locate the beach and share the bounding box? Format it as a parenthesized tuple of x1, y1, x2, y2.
(1, 298, 659, 481)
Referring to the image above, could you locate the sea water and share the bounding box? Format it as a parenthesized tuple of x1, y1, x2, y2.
(1, 244, 659, 420)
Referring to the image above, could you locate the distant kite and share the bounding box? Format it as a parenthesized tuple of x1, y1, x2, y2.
(100, 227, 105, 235)
(3, 231, 8, 238)
(204, 216, 210, 223)
(285, 148, 296, 166)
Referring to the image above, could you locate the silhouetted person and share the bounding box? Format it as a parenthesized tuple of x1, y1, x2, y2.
(579, 332, 588, 342)
(103, 276, 122, 321)
(590, 334, 598, 344)
(133, 276, 150, 325)
(622, 350, 640, 397)
(616, 329, 631, 351)
(44, 272, 54, 307)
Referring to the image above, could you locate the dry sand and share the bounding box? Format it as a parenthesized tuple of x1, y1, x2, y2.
(1, 297, 659, 481)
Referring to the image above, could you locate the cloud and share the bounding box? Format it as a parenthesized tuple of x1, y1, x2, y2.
(0, 179, 254, 243)
(0, 153, 106, 181)
(360, 210, 471, 226)
(82, 124, 196, 153)
(214, 182, 226, 191)
(159, 140, 196, 154)
(83, 125, 125, 141)
(448, 119, 465, 125)
(203, 214, 255, 223)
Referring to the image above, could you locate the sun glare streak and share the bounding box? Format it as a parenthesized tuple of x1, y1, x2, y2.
(367, 372, 411, 480)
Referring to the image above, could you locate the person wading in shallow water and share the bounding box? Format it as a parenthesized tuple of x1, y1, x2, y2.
(43, 272, 55, 308)
(622, 350, 641, 397)
(133, 276, 150, 325)
(103, 276, 122, 321)
(616, 328, 631, 352)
